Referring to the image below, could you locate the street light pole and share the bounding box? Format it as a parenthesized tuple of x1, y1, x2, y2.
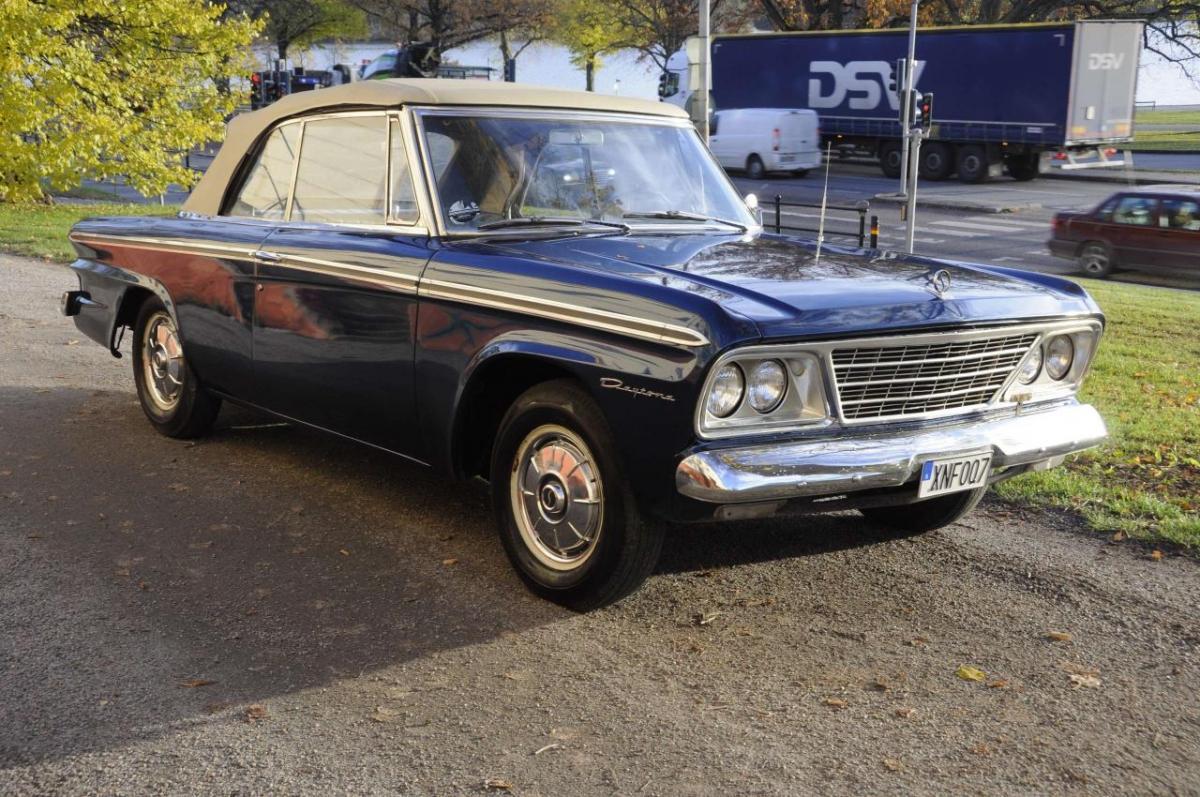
(902, 0, 920, 252)
(698, 0, 710, 142)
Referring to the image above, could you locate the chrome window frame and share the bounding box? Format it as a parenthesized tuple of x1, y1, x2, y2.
(406, 105, 760, 240)
(223, 109, 432, 237)
(695, 318, 1103, 440)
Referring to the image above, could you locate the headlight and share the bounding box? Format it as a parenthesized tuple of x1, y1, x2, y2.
(706, 363, 744, 417)
(747, 360, 787, 413)
(1045, 335, 1074, 380)
(1017, 345, 1043, 384)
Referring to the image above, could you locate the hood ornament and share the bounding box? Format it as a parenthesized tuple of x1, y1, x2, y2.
(925, 268, 952, 299)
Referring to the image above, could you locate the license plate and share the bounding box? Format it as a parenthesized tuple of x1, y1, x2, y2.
(918, 453, 993, 499)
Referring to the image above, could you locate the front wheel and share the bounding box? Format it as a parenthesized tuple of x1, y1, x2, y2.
(490, 380, 663, 611)
(860, 486, 987, 533)
(132, 298, 221, 438)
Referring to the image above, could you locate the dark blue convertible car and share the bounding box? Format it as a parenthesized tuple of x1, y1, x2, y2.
(63, 80, 1108, 609)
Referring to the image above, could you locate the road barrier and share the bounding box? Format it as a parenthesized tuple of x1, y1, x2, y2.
(770, 195, 879, 248)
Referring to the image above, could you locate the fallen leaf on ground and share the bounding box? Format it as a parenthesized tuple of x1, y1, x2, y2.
(822, 697, 848, 709)
(1069, 673, 1102, 689)
(166, 483, 189, 492)
(532, 743, 563, 756)
(179, 678, 215, 689)
(956, 665, 987, 682)
(371, 706, 398, 723)
(970, 742, 992, 756)
(484, 778, 513, 791)
(1045, 631, 1073, 642)
(894, 707, 916, 718)
(1150, 550, 1164, 561)
(694, 611, 721, 626)
(244, 704, 269, 722)
(442, 558, 458, 566)
(1060, 662, 1100, 677)
(339, 548, 351, 557)
(882, 758, 903, 771)
(1111, 530, 1127, 542)
(908, 636, 930, 647)
(988, 679, 1010, 689)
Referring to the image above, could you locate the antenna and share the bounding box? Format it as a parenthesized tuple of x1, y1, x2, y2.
(814, 140, 833, 265)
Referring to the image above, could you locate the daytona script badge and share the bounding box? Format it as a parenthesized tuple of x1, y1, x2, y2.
(600, 377, 675, 402)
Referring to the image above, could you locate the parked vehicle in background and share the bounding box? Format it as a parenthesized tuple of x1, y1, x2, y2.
(1048, 186, 1200, 277)
(360, 43, 493, 81)
(62, 80, 1107, 610)
(709, 108, 821, 178)
(249, 65, 353, 110)
(661, 21, 1142, 183)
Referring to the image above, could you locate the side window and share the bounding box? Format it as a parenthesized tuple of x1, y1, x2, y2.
(291, 115, 387, 225)
(228, 124, 299, 219)
(1111, 196, 1157, 227)
(389, 118, 419, 224)
(1094, 197, 1118, 221)
(1160, 198, 1200, 231)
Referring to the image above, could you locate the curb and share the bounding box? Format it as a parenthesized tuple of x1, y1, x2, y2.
(871, 193, 1041, 214)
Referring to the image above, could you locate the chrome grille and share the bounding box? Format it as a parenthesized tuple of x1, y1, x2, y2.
(831, 332, 1038, 421)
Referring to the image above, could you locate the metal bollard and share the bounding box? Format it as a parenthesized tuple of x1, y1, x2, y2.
(870, 215, 879, 248)
(774, 194, 782, 234)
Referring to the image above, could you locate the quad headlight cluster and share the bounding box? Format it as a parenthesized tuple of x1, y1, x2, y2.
(698, 350, 830, 437)
(1006, 326, 1100, 402)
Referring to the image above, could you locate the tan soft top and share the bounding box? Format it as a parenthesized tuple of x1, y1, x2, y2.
(183, 79, 688, 215)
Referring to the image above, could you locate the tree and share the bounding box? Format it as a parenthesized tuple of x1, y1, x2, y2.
(235, 0, 368, 60)
(462, 0, 556, 81)
(608, 0, 750, 73)
(0, 0, 262, 203)
(550, 0, 631, 90)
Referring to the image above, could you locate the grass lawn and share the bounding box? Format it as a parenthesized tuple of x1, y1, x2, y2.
(0, 202, 1196, 547)
(996, 279, 1200, 548)
(1133, 107, 1200, 152)
(0, 202, 177, 261)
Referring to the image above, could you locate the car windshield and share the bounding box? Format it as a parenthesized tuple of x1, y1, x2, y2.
(417, 112, 756, 234)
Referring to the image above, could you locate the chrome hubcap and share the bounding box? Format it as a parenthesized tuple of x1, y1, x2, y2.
(1081, 247, 1108, 274)
(510, 425, 603, 571)
(143, 312, 184, 410)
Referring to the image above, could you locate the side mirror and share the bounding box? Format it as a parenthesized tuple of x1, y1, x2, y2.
(744, 193, 762, 226)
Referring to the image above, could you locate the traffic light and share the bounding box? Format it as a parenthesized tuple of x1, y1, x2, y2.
(918, 92, 934, 131)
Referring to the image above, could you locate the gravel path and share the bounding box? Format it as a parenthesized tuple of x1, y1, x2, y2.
(2, 254, 1198, 795)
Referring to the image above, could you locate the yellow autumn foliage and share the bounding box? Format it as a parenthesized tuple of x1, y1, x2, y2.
(0, 0, 262, 201)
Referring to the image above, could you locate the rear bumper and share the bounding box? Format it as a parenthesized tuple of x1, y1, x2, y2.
(771, 151, 821, 171)
(1047, 238, 1077, 260)
(675, 401, 1106, 504)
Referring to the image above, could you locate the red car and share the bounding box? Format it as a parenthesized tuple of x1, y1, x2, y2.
(1048, 186, 1200, 278)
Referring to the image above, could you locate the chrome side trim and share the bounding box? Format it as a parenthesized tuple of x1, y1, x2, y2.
(68, 233, 258, 263)
(272, 252, 419, 293)
(419, 277, 709, 348)
(677, 400, 1107, 504)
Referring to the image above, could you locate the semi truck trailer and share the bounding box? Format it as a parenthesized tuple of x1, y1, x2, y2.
(661, 21, 1143, 182)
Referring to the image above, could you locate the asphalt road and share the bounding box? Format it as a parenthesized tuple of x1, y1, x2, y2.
(733, 160, 1200, 291)
(2, 253, 1199, 795)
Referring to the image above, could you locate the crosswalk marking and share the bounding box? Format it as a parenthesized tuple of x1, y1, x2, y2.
(929, 219, 1033, 233)
(964, 216, 1049, 230)
(921, 225, 988, 237)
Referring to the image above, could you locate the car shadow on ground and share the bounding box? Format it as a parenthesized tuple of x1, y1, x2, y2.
(0, 386, 907, 767)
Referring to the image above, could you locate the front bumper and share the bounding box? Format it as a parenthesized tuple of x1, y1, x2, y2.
(676, 401, 1106, 504)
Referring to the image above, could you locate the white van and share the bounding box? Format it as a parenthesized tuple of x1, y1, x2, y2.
(708, 108, 821, 179)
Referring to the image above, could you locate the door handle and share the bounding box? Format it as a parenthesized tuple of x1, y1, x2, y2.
(253, 250, 283, 262)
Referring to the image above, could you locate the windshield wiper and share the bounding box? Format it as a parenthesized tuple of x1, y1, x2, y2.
(476, 216, 630, 233)
(622, 210, 747, 232)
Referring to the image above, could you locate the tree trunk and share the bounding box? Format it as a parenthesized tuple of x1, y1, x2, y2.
(499, 30, 516, 82)
(585, 55, 595, 92)
(277, 40, 288, 61)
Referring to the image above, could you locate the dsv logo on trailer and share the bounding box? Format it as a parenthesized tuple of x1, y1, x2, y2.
(1087, 52, 1125, 70)
(807, 60, 927, 110)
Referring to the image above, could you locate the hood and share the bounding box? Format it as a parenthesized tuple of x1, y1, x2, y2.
(479, 232, 1100, 341)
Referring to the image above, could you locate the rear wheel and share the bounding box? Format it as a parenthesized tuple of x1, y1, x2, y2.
(879, 141, 902, 178)
(956, 144, 989, 183)
(860, 486, 987, 533)
(919, 142, 954, 181)
(491, 380, 663, 611)
(132, 298, 220, 438)
(1077, 241, 1115, 278)
(745, 154, 766, 180)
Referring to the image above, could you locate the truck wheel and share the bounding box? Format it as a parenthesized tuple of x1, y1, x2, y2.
(132, 297, 221, 439)
(956, 145, 989, 183)
(1006, 153, 1040, 181)
(490, 379, 664, 611)
(745, 155, 766, 180)
(1077, 242, 1115, 278)
(860, 486, 987, 533)
(919, 142, 954, 180)
(879, 142, 902, 178)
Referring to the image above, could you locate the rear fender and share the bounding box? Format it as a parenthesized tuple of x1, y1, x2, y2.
(68, 257, 179, 357)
